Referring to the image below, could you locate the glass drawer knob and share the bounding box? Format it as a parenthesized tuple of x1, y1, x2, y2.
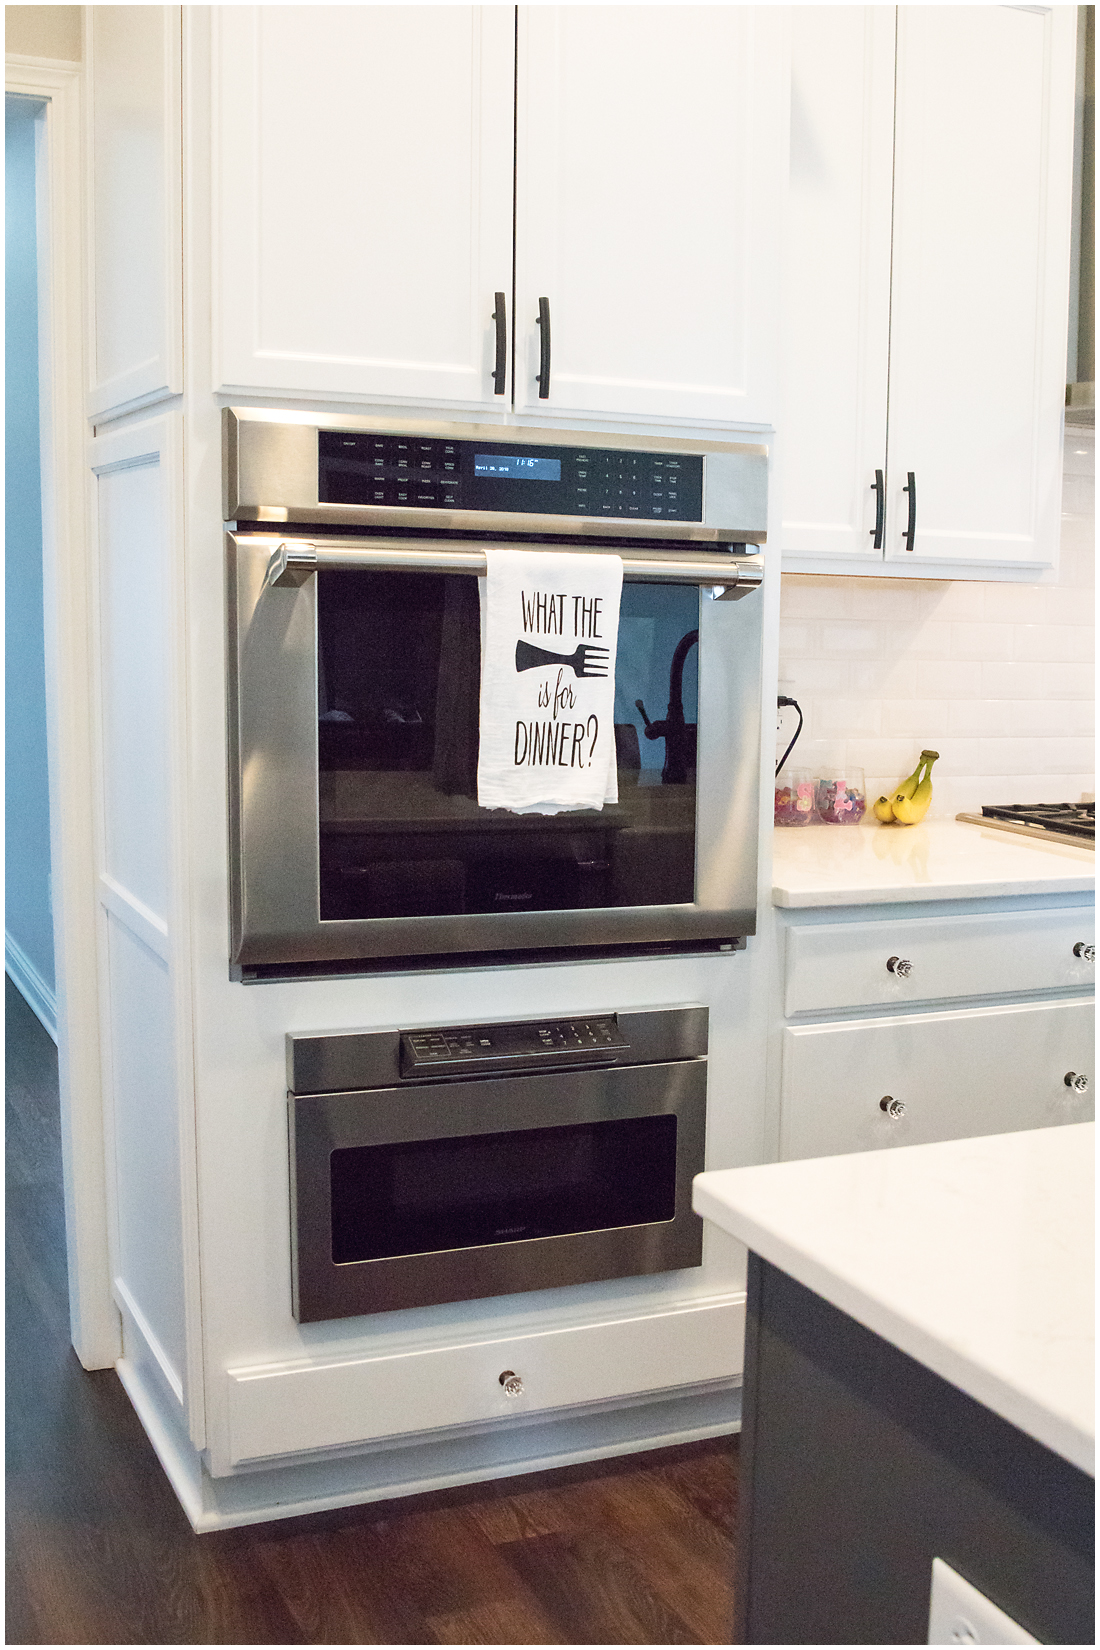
(1064, 1072, 1090, 1094)
(1073, 943, 1095, 961)
(880, 1096, 906, 1118)
(499, 1370, 524, 1397)
(887, 956, 913, 977)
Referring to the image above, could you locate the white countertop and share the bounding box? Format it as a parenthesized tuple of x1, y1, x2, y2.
(694, 1124, 1094, 1474)
(772, 817, 1094, 907)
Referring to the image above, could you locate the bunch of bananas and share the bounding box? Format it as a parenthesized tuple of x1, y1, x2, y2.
(873, 750, 940, 825)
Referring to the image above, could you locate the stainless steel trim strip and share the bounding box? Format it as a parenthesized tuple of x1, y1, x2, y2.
(262, 536, 764, 591)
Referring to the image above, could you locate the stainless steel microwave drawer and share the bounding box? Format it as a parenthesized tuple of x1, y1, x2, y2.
(783, 908, 1095, 1016)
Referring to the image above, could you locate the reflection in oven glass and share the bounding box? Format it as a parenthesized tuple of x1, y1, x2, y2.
(316, 571, 699, 921)
(329, 1114, 678, 1264)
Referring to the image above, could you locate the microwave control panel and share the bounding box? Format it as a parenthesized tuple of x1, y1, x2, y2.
(399, 1014, 629, 1079)
(318, 431, 705, 523)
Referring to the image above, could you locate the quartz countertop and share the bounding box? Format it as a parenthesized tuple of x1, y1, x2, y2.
(693, 1124, 1094, 1474)
(772, 817, 1094, 908)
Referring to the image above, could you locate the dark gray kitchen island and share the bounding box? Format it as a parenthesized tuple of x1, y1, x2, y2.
(694, 1125, 1094, 1644)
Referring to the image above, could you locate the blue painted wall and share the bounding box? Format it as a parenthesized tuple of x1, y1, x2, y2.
(6, 96, 55, 1004)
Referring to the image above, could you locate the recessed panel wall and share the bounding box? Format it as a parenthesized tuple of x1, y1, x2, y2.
(106, 912, 185, 1396)
(97, 456, 169, 921)
(88, 5, 182, 418)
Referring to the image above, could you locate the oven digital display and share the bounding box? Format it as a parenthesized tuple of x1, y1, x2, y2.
(317, 430, 705, 521)
(474, 453, 562, 482)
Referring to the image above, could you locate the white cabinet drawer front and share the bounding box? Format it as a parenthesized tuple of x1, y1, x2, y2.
(784, 909, 1095, 1015)
(780, 999, 1094, 1162)
(225, 1298, 742, 1467)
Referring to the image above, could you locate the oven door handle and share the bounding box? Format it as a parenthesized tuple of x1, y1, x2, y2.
(262, 538, 763, 595)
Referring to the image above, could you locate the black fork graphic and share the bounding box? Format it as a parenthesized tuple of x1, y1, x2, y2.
(515, 640, 610, 678)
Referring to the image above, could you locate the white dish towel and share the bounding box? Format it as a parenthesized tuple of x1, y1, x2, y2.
(477, 548, 623, 814)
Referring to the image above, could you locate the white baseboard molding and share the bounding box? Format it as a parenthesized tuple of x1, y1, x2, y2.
(114, 1277, 185, 1406)
(118, 1346, 741, 1534)
(5, 932, 58, 1042)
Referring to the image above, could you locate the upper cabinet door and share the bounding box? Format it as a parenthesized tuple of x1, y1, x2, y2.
(885, 6, 1076, 569)
(780, 6, 895, 560)
(214, 7, 515, 409)
(87, 7, 183, 421)
(513, 6, 788, 427)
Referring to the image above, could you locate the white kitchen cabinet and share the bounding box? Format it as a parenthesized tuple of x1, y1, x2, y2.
(513, 6, 786, 426)
(781, 6, 1077, 577)
(214, 6, 515, 408)
(774, 895, 1095, 1163)
(784, 908, 1096, 1017)
(780, 998, 1094, 1161)
(214, 5, 786, 426)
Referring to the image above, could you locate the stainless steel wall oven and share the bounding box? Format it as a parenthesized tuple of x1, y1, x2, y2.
(288, 1006, 708, 1322)
(225, 409, 767, 977)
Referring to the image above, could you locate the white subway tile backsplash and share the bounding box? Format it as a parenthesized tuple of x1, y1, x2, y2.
(776, 435, 1094, 808)
(1010, 698, 1095, 737)
(1013, 623, 1094, 663)
(949, 622, 1015, 661)
(902, 620, 954, 659)
(779, 577, 853, 619)
(982, 582, 1047, 623)
(1039, 737, 1096, 774)
(777, 624, 814, 657)
(838, 580, 924, 622)
(1044, 585, 1097, 626)
(852, 738, 924, 777)
(787, 658, 851, 696)
(981, 660, 1051, 699)
(879, 699, 953, 739)
(920, 581, 987, 622)
(914, 659, 983, 699)
(1038, 662, 1095, 699)
(813, 697, 882, 737)
(821, 623, 883, 654)
(849, 658, 922, 697)
(948, 698, 1012, 738)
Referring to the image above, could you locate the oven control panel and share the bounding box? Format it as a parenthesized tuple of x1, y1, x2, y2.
(399, 1015, 629, 1079)
(318, 431, 705, 524)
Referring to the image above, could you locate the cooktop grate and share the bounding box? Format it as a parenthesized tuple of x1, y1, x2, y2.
(956, 802, 1095, 846)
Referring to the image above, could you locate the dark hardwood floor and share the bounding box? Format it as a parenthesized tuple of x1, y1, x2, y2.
(5, 975, 739, 1645)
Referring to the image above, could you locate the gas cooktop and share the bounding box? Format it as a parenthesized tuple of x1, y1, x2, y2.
(956, 802, 1095, 847)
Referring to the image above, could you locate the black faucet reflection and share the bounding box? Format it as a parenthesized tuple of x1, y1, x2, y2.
(635, 628, 699, 785)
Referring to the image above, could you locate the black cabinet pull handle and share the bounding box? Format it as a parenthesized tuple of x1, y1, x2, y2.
(870, 468, 885, 549)
(491, 291, 507, 395)
(903, 471, 916, 552)
(536, 296, 551, 399)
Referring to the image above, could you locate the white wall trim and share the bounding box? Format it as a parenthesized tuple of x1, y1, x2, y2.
(6, 54, 122, 1371)
(5, 937, 59, 1043)
(99, 873, 171, 963)
(114, 1277, 185, 1406)
(115, 1353, 207, 1529)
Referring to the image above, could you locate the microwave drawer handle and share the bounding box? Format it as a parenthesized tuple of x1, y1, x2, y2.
(263, 539, 763, 594)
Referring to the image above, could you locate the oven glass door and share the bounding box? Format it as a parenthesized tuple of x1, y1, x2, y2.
(317, 572, 699, 921)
